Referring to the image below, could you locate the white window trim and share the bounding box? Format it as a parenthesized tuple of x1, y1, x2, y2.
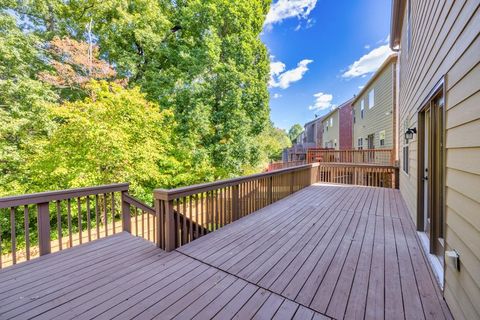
(369, 89, 375, 109)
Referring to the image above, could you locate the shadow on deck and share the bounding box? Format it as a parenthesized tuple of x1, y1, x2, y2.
(0, 184, 452, 320)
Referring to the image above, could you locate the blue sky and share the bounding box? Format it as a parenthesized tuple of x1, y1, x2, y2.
(262, 0, 393, 130)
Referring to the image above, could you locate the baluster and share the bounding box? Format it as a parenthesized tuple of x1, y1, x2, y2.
(146, 210, 150, 241)
(95, 195, 100, 240)
(77, 198, 82, 245)
(182, 198, 187, 244)
(67, 199, 73, 247)
(142, 204, 145, 238)
(111, 193, 116, 234)
(0, 211, 2, 268)
(86, 196, 91, 242)
(10, 207, 16, 265)
(175, 199, 180, 246)
(103, 193, 108, 237)
(24, 206, 30, 260)
(56, 201, 62, 250)
(195, 194, 199, 238)
(135, 207, 138, 236)
(189, 196, 193, 241)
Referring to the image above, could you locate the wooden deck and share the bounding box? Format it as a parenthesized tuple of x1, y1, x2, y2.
(0, 184, 452, 319)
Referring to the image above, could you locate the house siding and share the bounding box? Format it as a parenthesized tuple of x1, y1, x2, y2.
(339, 101, 354, 150)
(322, 110, 339, 149)
(396, 1, 480, 319)
(352, 59, 396, 151)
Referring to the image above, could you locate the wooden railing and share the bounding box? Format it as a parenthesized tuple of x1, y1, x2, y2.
(0, 161, 399, 266)
(266, 160, 306, 172)
(316, 163, 399, 189)
(0, 184, 157, 269)
(154, 164, 316, 251)
(307, 148, 394, 165)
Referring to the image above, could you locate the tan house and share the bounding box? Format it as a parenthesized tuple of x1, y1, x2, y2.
(321, 99, 354, 150)
(391, 0, 480, 319)
(352, 54, 397, 156)
(321, 109, 339, 149)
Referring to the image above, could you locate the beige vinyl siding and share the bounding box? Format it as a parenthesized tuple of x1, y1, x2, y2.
(352, 62, 395, 150)
(321, 110, 339, 149)
(397, 0, 480, 319)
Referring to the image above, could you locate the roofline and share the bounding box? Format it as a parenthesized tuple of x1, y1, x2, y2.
(390, 0, 406, 49)
(352, 54, 398, 105)
(320, 98, 354, 123)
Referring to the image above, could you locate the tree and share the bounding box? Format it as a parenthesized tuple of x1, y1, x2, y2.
(288, 124, 304, 143)
(38, 37, 118, 100)
(0, 12, 58, 196)
(3, 0, 272, 179)
(26, 81, 213, 202)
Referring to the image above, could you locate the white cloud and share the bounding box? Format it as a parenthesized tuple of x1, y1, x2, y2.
(270, 59, 313, 89)
(308, 92, 334, 111)
(272, 93, 282, 99)
(358, 85, 365, 90)
(342, 44, 393, 78)
(364, 44, 370, 49)
(264, 0, 317, 28)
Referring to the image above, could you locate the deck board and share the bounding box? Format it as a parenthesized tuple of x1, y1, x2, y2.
(0, 184, 452, 320)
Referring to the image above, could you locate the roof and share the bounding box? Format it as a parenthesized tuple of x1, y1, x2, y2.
(390, 0, 406, 49)
(351, 54, 398, 105)
(304, 115, 325, 126)
(321, 98, 354, 123)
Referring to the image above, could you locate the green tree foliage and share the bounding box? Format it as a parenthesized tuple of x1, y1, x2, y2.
(26, 81, 212, 202)
(4, 0, 272, 179)
(288, 123, 304, 143)
(0, 13, 58, 196)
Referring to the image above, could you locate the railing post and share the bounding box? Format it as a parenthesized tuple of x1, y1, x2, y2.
(232, 185, 239, 221)
(164, 199, 176, 252)
(290, 172, 294, 194)
(154, 199, 161, 248)
(37, 202, 51, 256)
(267, 176, 273, 204)
(121, 191, 131, 233)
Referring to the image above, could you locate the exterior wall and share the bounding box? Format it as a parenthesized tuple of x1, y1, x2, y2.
(339, 102, 354, 150)
(304, 117, 324, 146)
(322, 110, 339, 149)
(352, 61, 396, 150)
(396, 1, 480, 319)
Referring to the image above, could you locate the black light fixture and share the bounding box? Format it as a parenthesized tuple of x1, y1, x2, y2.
(405, 127, 417, 141)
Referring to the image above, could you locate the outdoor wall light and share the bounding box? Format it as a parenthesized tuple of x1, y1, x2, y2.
(405, 127, 417, 141)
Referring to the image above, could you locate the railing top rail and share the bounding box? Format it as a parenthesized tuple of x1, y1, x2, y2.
(317, 163, 398, 168)
(154, 163, 318, 201)
(307, 148, 393, 152)
(123, 193, 154, 215)
(0, 183, 129, 209)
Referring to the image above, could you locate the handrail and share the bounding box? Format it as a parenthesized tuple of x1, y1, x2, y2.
(154, 163, 318, 251)
(0, 183, 129, 209)
(123, 193, 155, 215)
(154, 163, 318, 201)
(307, 148, 394, 166)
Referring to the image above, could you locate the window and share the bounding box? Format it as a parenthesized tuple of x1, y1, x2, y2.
(358, 138, 363, 150)
(369, 89, 375, 109)
(361, 100, 365, 118)
(407, 0, 411, 53)
(379, 130, 385, 146)
(329, 118, 333, 127)
(403, 145, 409, 173)
(352, 110, 356, 123)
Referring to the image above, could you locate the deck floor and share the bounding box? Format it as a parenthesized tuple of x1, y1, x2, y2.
(0, 184, 452, 320)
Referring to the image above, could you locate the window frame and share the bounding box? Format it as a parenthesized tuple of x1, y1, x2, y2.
(369, 89, 375, 109)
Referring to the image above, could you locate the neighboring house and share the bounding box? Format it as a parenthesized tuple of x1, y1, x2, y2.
(303, 116, 325, 147)
(282, 116, 324, 162)
(352, 54, 397, 155)
(391, 1, 480, 319)
(321, 99, 354, 150)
